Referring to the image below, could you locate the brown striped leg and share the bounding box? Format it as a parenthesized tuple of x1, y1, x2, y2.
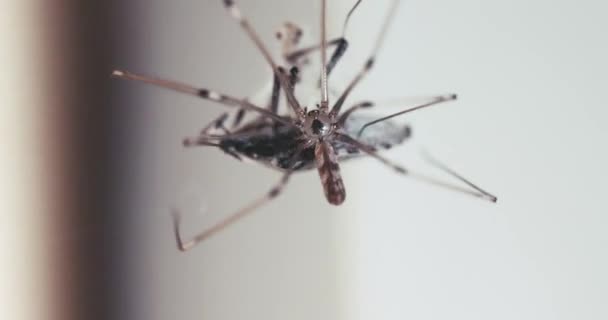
(111, 69, 294, 127)
(172, 140, 315, 250)
(329, 0, 401, 117)
(221, 0, 305, 118)
(334, 133, 497, 202)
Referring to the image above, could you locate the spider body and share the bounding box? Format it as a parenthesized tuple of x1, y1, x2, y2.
(113, 0, 496, 250)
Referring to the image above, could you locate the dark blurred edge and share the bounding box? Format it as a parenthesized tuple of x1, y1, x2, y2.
(44, 1, 128, 320)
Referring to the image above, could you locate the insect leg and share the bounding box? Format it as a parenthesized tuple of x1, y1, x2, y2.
(341, 0, 363, 38)
(235, 74, 282, 127)
(286, 37, 347, 74)
(287, 0, 365, 79)
(334, 133, 497, 202)
(329, 0, 401, 117)
(181, 134, 243, 161)
(268, 72, 281, 114)
(200, 112, 231, 136)
(221, 0, 305, 118)
(355, 94, 457, 137)
(172, 140, 315, 250)
(337, 101, 374, 127)
(231, 108, 247, 129)
(111, 69, 295, 127)
(254, 67, 296, 122)
(268, 66, 298, 113)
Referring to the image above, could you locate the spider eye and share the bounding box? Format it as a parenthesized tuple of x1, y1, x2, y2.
(307, 110, 319, 117)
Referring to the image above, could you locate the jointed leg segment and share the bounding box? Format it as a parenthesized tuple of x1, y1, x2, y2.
(111, 70, 293, 127)
(172, 140, 314, 250)
(221, 0, 304, 118)
(335, 133, 497, 202)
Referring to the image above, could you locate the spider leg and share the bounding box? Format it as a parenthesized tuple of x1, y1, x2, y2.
(320, 0, 329, 108)
(221, 0, 304, 118)
(171, 173, 290, 250)
(421, 149, 497, 202)
(330, 0, 401, 117)
(334, 133, 497, 202)
(111, 69, 294, 127)
(172, 140, 315, 250)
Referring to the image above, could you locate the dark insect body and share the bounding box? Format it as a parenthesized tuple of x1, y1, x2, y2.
(202, 113, 411, 171)
(113, 0, 497, 251)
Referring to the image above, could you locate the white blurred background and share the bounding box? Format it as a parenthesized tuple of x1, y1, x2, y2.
(2, 0, 607, 319)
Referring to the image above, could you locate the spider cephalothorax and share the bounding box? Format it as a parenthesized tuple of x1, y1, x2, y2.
(302, 109, 335, 138)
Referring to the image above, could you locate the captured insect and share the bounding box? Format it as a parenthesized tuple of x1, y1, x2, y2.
(113, 0, 497, 251)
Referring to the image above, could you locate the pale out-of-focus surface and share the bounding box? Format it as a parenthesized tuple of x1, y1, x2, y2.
(345, 0, 608, 319)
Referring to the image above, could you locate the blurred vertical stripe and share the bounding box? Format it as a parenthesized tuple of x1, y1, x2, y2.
(42, 1, 124, 320)
(1, 1, 50, 320)
(1, 0, 124, 319)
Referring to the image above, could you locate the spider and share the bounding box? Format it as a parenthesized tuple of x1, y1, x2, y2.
(112, 0, 497, 251)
